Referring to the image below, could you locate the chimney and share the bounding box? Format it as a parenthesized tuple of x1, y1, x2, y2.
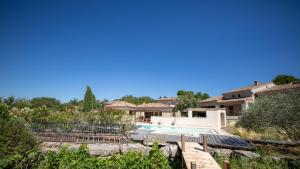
(254, 80, 260, 86)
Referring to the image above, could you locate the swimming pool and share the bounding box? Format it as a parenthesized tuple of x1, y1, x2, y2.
(137, 124, 217, 136)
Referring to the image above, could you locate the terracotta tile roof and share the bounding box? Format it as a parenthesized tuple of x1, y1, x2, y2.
(135, 102, 173, 112)
(256, 82, 300, 95)
(105, 101, 136, 108)
(137, 102, 171, 108)
(105, 101, 173, 112)
(200, 96, 253, 106)
(156, 97, 177, 101)
(224, 82, 273, 93)
(217, 97, 253, 103)
(201, 96, 223, 103)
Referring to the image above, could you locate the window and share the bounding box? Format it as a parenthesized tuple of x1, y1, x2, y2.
(232, 94, 235, 98)
(238, 94, 241, 98)
(181, 112, 188, 117)
(192, 111, 207, 118)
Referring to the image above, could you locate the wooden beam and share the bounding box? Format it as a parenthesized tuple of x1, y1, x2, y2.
(223, 160, 231, 169)
(203, 135, 208, 152)
(191, 162, 196, 169)
(181, 134, 185, 152)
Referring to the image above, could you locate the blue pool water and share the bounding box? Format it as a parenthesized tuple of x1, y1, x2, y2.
(137, 124, 217, 136)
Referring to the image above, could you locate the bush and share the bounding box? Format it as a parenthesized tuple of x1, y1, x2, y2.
(237, 90, 300, 143)
(213, 153, 300, 169)
(0, 103, 39, 169)
(148, 142, 171, 169)
(38, 143, 172, 169)
(31, 97, 61, 109)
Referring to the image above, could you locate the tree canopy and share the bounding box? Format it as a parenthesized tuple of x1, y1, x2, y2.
(272, 74, 299, 85)
(31, 97, 61, 108)
(175, 90, 209, 112)
(120, 95, 156, 105)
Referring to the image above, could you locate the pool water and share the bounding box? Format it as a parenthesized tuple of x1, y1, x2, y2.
(137, 124, 217, 136)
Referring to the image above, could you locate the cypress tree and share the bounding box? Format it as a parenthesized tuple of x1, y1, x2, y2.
(92, 94, 97, 109)
(83, 86, 94, 112)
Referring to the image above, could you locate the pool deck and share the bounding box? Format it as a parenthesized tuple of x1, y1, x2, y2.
(130, 129, 253, 150)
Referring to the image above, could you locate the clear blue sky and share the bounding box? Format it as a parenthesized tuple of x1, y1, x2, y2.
(1, 0, 300, 102)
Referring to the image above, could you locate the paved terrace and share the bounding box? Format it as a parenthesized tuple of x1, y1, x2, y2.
(130, 129, 253, 150)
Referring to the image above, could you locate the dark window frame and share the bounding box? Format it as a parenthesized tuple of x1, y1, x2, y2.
(192, 111, 207, 118)
(181, 112, 188, 117)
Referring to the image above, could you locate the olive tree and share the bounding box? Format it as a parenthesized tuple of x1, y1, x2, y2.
(238, 90, 300, 143)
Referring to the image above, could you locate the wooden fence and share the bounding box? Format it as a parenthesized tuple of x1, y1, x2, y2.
(30, 122, 128, 143)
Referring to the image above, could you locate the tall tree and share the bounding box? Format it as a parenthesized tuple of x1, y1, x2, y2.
(83, 86, 95, 112)
(92, 94, 98, 109)
(272, 74, 299, 85)
(175, 90, 209, 112)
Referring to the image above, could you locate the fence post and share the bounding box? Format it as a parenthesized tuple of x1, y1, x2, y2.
(146, 135, 149, 155)
(191, 162, 196, 169)
(181, 134, 185, 152)
(202, 135, 208, 152)
(223, 160, 231, 169)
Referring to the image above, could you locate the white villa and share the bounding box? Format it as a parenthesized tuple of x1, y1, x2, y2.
(200, 81, 275, 117)
(103, 81, 300, 130)
(151, 108, 226, 129)
(104, 100, 226, 130)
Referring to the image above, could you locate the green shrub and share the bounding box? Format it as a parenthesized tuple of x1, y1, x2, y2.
(38, 143, 172, 169)
(0, 103, 39, 169)
(237, 90, 300, 143)
(213, 153, 299, 169)
(148, 142, 171, 169)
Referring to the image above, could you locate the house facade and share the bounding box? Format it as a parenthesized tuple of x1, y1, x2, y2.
(156, 97, 177, 107)
(103, 81, 299, 128)
(151, 108, 226, 129)
(104, 101, 173, 123)
(255, 81, 300, 97)
(104, 101, 136, 114)
(200, 81, 275, 116)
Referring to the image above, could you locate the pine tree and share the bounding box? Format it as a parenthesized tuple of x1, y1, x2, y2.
(83, 86, 94, 112)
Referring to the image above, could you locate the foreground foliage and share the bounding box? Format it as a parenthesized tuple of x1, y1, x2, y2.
(38, 143, 172, 169)
(213, 153, 300, 169)
(0, 103, 40, 169)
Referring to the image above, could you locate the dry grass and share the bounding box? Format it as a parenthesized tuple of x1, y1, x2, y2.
(226, 124, 288, 141)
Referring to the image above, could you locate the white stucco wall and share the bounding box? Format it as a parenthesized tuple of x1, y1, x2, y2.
(151, 108, 226, 130)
